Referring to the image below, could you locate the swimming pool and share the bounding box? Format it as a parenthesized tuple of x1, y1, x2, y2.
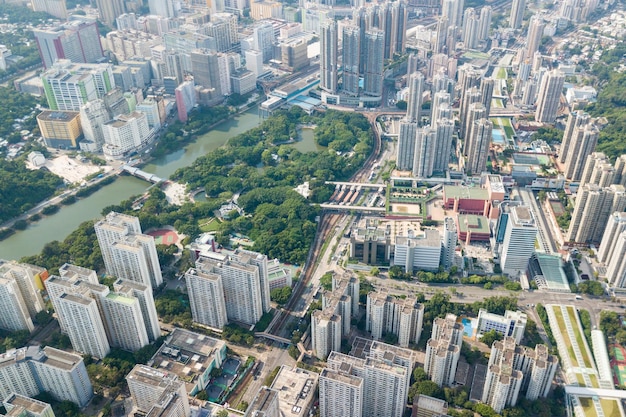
(492, 129, 506, 144)
(462, 318, 473, 337)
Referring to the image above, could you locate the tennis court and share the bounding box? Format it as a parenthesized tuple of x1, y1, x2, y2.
(146, 228, 179, 245)
(610, 344, 626, 386)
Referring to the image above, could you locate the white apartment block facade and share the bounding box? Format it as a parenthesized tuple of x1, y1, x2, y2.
(0, 346, 93, 407)
(366, 290, 424, 347)
(319, 368, 363, 417)
(101, 293, 150, 352)
(185, 267, 228, 329)
(476, 309, 527, 344)
(425, 314, 463, 387)
(95, 212, 162, 289)
(0, 277, 35, 332)
(127, 364, 190, 416)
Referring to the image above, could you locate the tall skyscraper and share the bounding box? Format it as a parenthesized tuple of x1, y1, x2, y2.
(442, 217, 457, 268)
(482, 337, 557, 412)
(342, 25, 361, 96)
(47, 267, 160, 358)
(432, 118, 454, 173)
(127, 365, 190, 416)
(534, 69, 564, 123)
(312, 274, 359, 359)
(598, 212, 626, 264)
(463, 102, 486, 150)
(323, 343, 414, 417)
(0, 346, 93, 407)
(187, 250, 270, 327)
(605, 231, 626, 288)
(431, 91, 451, 123)
(480, 77, 495, 116)
(479, 6, 492, 40)
(0, 277, 35, 333)
(613, 155, 626, 187)
(366, 290, 423, 347)
(509, 0, 526, 28)
(580, 152, 614, 188)
(246, 387, 281, 417)
(397, 121, 418, 171)
(564, 123, 600, 182)
(462, 8, 479, 49)
(148, 0, 175, 18)
(500, 206, 537, 276)
(319, 368, 363, 417)
(114, 279, 161, 342)
(406, 71, 424, 123)
(413, 127, 435, 178)
(459, 87, 481, 141)
(525, 15, 545, 60)
(567, 184, 626, 243)
(185, 264, 229, 329)
(441, 0, 464, 27)
(41, 61, 116, 111)
(559, 111, 591, 163)
(31, 0, 68, 19)
(0, 261, 45, 321)
(425, 314, 463, 387)
(191, 49, 222, 95)
(363, 30, 384, 97)
(101, 293, 149, 352)
(466, 118, 493, 175)
(320, 19, 338, 94)
(95, 212, 162, 289)
(253, 23, 275, 62)
(95, 0, 126, 26)
(34, 20, 104, 69)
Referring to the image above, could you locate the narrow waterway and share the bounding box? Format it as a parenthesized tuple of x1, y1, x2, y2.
(0, 107, 261, 261)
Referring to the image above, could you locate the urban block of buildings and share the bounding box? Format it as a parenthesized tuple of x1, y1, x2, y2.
(185, 248, 271, 328)
(311, 272, 359, 359)
(0, 261, 47, 334)
(147, 328, 227, 396)
(365, 289, 424, 347)
(0, 346, 93, 407)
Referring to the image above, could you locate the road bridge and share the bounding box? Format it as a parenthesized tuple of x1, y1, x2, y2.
(319, 204, 386, 213)
(254, 332, 291, 345)
(121, 165, 163, 183)
(326, 181, 386, 190)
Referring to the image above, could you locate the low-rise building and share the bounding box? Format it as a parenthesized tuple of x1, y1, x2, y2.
(476, 309, 527, 344)
(526, 253, 571, 292)
(148, 328, 226, 396)
(456, 214, 491, 243)
(269, 366, 318, 417)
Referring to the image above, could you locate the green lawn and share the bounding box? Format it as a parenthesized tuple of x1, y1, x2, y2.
(496, 67, 507, 80)
(566, 306, 594, 369)
(553, 307, 580, 368)
(579, 398, 597, 417)
(199, 217, 221, 232)
(600, 399, 622, 417)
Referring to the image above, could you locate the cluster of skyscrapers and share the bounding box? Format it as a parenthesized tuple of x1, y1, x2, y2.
(319, 340, 415, 417)
(311, 272, 359, 359)
(319, 1, 407, 105)
(185, 248, 271, 328)
(0, 261, 46, 333)
(45, 264, 160, 359)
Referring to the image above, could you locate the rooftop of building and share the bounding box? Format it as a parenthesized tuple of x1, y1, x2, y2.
(149, 328, 226, 393)
(352, 217, 425, 243)
(443, 185, 490, 200)
(58, 263, 97, 282)
(456, 214, 490, 234)
(412, 394, 448, 416)
(320, 368, 362, 386)
(4, 393, 50, 414)
(270, 366, 319, 417)
(106, 292, 136, 305)
(37, 110, 80, 122)
(247, 387, 279, 416)
(528, 253, 570, 292)
(395, 228, 441, 247)
(127, 364, 181, 390)
(510, 205, 535, 226)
